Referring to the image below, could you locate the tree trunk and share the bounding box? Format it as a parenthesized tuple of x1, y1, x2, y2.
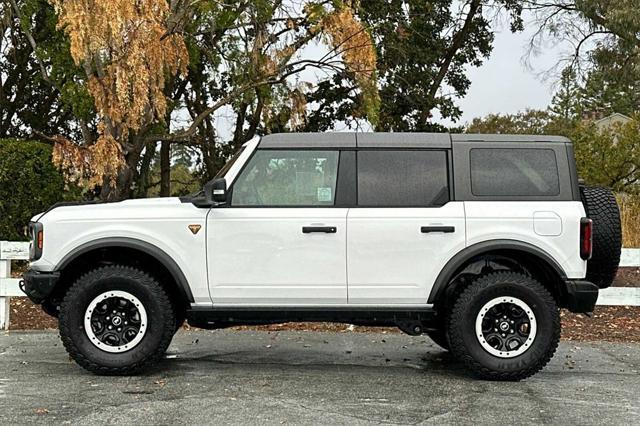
(136, 142, 157, 197)
(99, 153, 136, 201)
(160, 140, 171, 197)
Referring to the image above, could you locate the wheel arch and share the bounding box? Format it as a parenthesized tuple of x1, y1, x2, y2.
(427, 240, 568, 306)
(51, 237, 194, 310)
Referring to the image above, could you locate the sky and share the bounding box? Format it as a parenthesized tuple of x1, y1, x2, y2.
(440, 18, 566, 128)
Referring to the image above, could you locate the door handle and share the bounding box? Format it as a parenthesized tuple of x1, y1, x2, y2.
(421, 226, 455, 233)
(302, 226, 337, 234)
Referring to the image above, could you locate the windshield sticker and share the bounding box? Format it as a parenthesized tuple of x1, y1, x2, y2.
(317, 187, 332, 202)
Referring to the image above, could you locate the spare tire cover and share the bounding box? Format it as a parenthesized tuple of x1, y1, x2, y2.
(579, 185, 622, 288)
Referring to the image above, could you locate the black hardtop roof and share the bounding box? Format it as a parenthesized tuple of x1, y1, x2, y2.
(258, 132, 570, 149)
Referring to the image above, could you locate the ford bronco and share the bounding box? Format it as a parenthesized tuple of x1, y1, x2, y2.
(22, 133, 622, 380)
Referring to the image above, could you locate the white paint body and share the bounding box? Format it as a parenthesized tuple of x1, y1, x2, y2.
(346, 204, 466, 304)
(30, 137, 588, 308)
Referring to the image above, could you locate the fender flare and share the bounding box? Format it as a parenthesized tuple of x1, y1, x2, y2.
(427, 240, 567, 304)
(56, 237, 194, 303)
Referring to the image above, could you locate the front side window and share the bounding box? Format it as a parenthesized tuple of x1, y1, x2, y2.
(357, 150, 449, 207)
(231, 150, 339, 206)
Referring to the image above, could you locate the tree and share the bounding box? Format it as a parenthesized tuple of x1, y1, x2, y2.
(45, 0, 189, 200)
(1, 0, 95, 141)
(526, 1, 640, 74)
(549, 67, 581, 120)
(578, 46, 640, 116)
(571, 117, 640, 192)
(305, 0, 524, 132)
(24, 0, 382, 199)
(466, 109, 566, 134)
(0, 139, 80, 240)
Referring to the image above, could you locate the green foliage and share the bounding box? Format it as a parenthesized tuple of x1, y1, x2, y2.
(575, 0, 640, 47)
(1, 0, 95, 140)
(466, 110, 571, 135)
(0, 139, 79, 240)
(570, 117, 640, 192)
(549, 68, 582, 120)
(578, 46, 640, 116)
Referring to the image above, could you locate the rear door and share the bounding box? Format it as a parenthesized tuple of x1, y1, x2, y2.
(208, 148, 348, 304)
(347, 148, 466, 304)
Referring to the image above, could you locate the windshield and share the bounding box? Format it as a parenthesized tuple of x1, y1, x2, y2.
(186, 147, 246, 198)
(214, 147, 246, 179)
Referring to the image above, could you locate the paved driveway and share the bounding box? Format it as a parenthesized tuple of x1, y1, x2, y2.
(1, 330, 639, 425)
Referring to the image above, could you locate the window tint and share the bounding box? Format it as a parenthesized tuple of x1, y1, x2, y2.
(357, 150, 449, 207)
(470, 148, 560, 196)
(231, 150, 339, 206)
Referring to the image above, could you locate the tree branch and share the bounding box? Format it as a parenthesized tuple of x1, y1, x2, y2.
(8, 0, 60, 91)
(426, 0, 482, 104)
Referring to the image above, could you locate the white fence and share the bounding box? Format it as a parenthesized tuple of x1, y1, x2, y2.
(1, 241, 29, 329)
(1, 241, 640, 330)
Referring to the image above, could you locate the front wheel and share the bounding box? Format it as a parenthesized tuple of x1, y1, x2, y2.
(59, 265, 175, 375)
(448, 272, 560, 381)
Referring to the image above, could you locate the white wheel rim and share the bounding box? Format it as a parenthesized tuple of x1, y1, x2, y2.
(84, 291, 148, 353)
(475, 296, 537, 358)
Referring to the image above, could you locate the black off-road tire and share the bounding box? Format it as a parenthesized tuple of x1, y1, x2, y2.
(59, 265, 175, 375)
(580, 185, 622, 289)
(425, 328, 450, 351)
(448, 272, 560, 381)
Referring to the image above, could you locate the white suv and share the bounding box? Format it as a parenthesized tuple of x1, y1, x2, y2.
(22, 133, 621, 380)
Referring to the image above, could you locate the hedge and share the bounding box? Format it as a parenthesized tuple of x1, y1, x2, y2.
(0, 139, 76, 241)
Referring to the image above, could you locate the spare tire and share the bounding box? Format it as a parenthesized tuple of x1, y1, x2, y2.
(579, 185, 622, 288)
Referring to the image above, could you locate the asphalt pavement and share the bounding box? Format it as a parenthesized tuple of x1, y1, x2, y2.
(1, 329, 639, 425)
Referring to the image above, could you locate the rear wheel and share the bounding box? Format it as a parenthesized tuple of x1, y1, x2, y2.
(448, 272, 560, 381)
(59, 265, 175, 375)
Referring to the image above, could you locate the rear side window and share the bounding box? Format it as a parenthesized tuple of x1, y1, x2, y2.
(470, 148, 560, 196)
(357, 150, 449, 207)
(231, 150, 339, 206)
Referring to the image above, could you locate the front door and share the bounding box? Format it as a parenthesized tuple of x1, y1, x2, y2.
(207, 149, 347, 304)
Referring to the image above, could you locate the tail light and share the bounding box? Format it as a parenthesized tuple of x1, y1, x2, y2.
(29, 222, 43, 261)
(580, 218, 593, 260)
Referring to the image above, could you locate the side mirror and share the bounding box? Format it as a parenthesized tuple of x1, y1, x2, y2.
(210, 178, 227, 203)
(194, 178, 227, 208)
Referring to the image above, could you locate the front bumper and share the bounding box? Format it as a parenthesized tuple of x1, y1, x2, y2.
(565, 280, 599, 313)
(21, 269, 60, 304)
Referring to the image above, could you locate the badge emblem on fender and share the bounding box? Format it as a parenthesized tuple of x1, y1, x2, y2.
(188, 224, 202, 235)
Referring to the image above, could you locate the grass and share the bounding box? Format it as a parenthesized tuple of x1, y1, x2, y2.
(618, 194, 640, 248)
